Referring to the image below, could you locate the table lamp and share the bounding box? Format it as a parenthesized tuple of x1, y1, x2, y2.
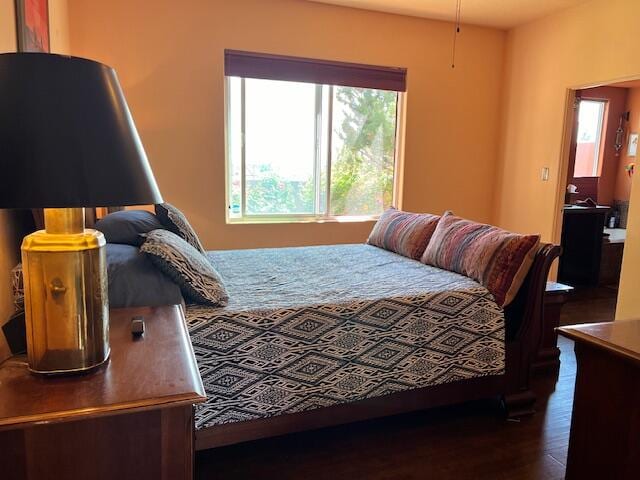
(0, 53, 162, 374)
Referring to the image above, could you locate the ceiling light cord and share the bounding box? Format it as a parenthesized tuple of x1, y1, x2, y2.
(452, 0, 462, 68)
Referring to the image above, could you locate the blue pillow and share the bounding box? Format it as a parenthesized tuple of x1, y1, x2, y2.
(96, 210, 164, 247)
(107, 243, 183, 308)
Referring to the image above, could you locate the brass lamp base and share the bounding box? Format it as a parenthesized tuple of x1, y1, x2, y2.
(21, 208, 110, 375)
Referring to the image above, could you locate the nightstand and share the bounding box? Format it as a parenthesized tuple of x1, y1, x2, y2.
(532, 281, 573, 374)
(0, 305, 205, 480)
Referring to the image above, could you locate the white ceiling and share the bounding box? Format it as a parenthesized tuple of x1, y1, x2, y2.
(307, 0, 590, 29)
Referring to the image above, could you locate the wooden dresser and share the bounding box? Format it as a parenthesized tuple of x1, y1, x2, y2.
(558, 320, 640, 480)
(559, 205, 609, 286)
(0, 305, 206, 480)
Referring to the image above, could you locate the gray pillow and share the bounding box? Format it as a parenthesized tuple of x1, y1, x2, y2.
(140, 229, 228, 306)
(154, 203, 205, 253)
(106, 243, 183, 308)
(96, 210, 164, 246)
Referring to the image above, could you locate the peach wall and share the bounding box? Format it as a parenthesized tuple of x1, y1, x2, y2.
(0, 0, 69, 362)
(615, 87, 640, 202)
(48, 0, 69, 54)
(67, 0, 506, 250)
(493, 0, 640, 320)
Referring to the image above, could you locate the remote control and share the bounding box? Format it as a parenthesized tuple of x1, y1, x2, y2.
(131, 316, 145, 337)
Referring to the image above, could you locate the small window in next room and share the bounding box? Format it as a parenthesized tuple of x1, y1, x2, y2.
(573, 99, 607, 177)
(224, 50, 407, 223)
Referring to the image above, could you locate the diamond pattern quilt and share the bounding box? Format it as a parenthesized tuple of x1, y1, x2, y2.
(186, 244, 505, 430)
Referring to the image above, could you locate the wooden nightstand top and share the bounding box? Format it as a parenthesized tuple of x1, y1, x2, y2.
(0, 305, 205, 429)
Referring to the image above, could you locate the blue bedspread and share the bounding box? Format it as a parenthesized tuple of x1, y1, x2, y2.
(187, 244, 504, 430)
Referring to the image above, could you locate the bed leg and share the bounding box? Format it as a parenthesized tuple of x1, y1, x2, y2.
(502, 390, 536, 419)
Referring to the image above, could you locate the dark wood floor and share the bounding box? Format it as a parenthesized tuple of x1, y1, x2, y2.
(196, 290, 616, 480)
(560, 285, 618, 326)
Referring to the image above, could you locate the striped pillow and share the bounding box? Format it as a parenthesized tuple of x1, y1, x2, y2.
(367, 208, 441, 260)
(420, 213, 540, 307)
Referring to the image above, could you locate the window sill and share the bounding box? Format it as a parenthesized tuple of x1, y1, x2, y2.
(226, 215, 379, 225)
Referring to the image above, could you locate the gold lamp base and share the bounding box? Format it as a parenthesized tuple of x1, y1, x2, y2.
(21, 208, 110, 375)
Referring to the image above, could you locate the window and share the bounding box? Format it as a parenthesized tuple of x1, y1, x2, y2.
(224, 51, 406, 223)
(573, 99, 607, 178)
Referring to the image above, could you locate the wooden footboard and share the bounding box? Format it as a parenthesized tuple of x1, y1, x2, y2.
(195, 243, 561, 450)
(196, 375, 505, 449)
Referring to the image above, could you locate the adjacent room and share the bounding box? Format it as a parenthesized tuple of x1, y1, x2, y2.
(1, 1, 639, 479)
(559, 82, 638, 324)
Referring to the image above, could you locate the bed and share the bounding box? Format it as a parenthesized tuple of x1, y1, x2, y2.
(84, 205, 559, 449)
(185, 242, 560, 450)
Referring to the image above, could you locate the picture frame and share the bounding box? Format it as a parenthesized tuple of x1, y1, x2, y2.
(15, 0, 50, 53)
(628, 132, 638, 158)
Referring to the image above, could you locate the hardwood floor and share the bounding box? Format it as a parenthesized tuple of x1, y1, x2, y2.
(560, 285, 618, 325)
(196, 336, 577, 480)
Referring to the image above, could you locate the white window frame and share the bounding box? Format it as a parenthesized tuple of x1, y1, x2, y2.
(224, 77, 405, 224)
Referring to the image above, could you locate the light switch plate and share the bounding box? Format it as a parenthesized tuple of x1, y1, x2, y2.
(541, 167, 550, 181)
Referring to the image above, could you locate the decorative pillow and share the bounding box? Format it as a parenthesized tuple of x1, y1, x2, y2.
(106, 244, 183, 308)
(140, 229, 228, 306)
(95, 209, 165, 246)
(420, 213, 540, 307)
(154, 203, 205, 253)
(367, 207, 441, 260)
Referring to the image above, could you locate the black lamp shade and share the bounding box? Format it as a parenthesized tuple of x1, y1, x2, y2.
(0, 53, 162, 208)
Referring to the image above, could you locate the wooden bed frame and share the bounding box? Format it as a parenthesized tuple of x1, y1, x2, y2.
(194, 243, 562, 451)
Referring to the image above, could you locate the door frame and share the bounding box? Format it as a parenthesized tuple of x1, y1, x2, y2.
(552, 74, 640, 247)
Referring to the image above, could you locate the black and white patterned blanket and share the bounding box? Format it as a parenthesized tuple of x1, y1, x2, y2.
(186, 244, 504, 430)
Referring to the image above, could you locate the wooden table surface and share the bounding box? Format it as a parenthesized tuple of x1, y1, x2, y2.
(557, 319, 640, 365)
(0, 305, 206, 429)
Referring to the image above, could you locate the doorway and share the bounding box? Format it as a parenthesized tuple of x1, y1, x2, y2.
(558, 83, 636, 325)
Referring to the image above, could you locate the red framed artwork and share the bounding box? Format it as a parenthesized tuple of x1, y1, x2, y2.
(15, 0, 50, 53)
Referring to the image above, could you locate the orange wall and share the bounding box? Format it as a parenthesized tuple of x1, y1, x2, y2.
(67, 0, 506, 250)
(493, 0, 640, 320)
(615, 87, 640, 202)
(0, 0, 70, 361)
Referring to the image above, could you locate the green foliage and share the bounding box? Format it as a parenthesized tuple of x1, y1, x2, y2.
(330, 87, 397, 215)
(243, 86, 397, 216)
(246, 165, 314, 214)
